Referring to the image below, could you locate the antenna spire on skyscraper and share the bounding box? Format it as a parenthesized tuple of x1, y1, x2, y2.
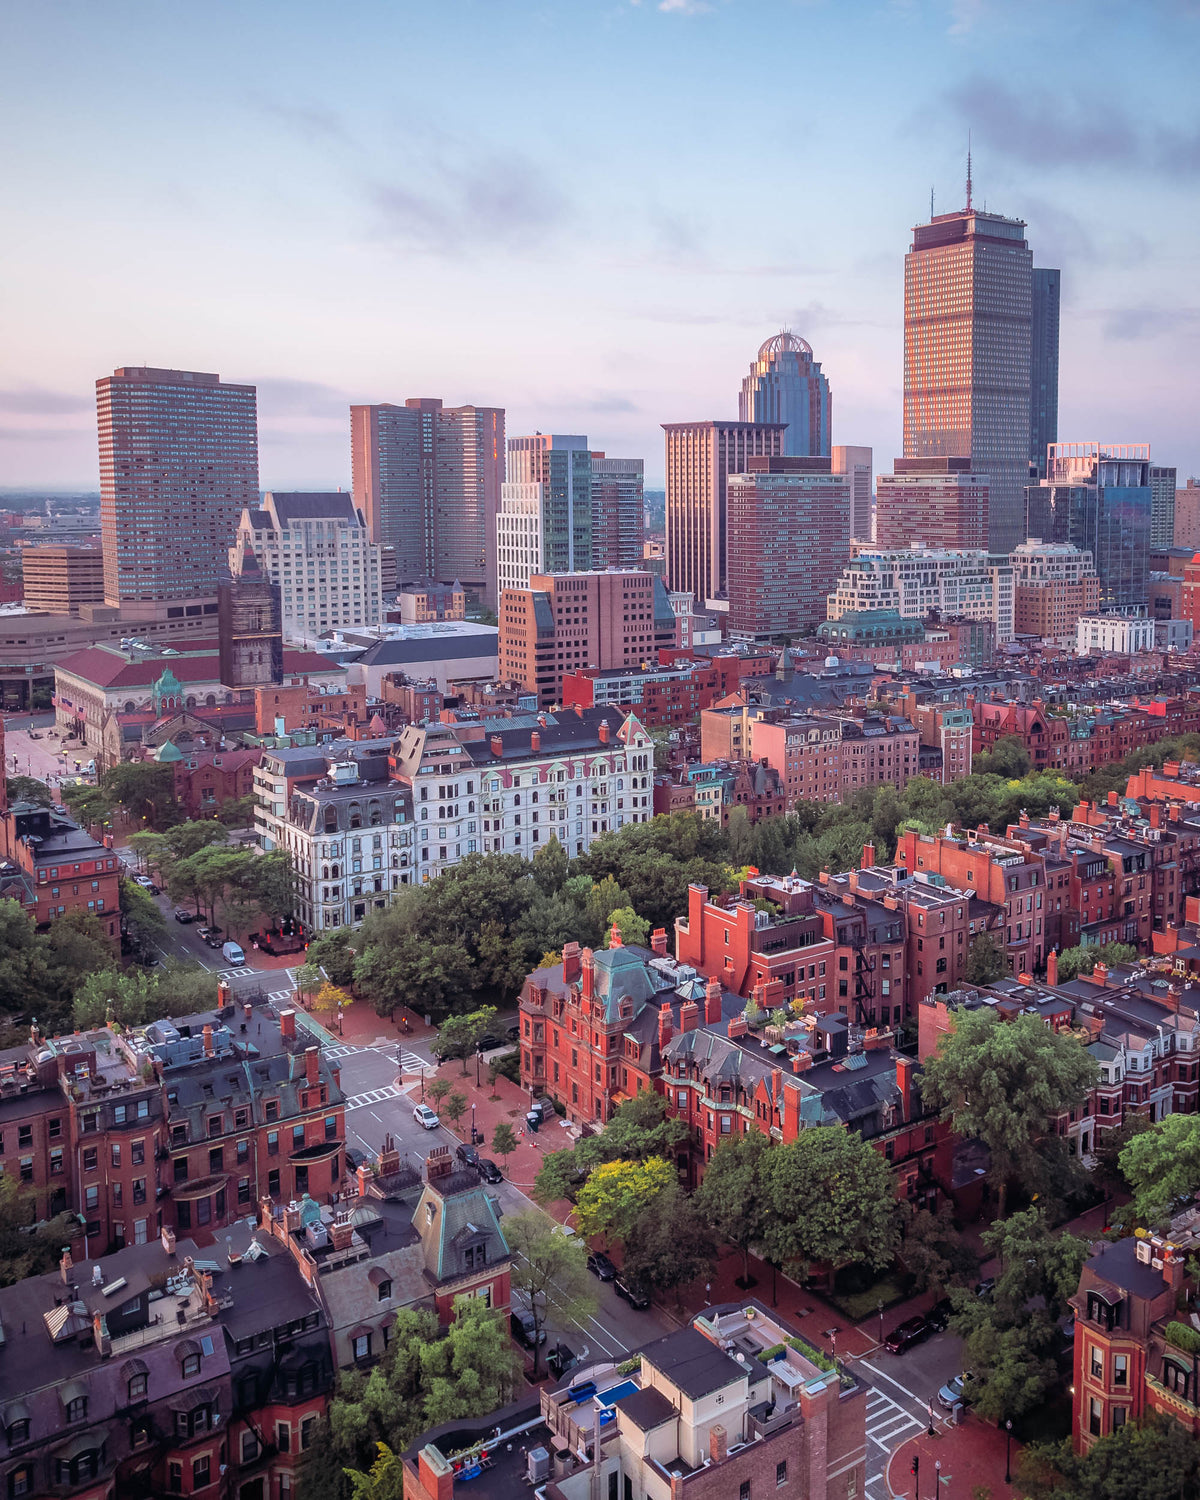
(966, 130, 973, 212)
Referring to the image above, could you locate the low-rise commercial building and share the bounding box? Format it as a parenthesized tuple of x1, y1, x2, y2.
(828, 543, 1015, 644)
(1077, 613, 1156, 657)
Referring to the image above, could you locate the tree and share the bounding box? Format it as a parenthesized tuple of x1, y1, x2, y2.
(217, 793, 256, 827)
(432, 1007, 497, 1074)
(442, 1092, 468, 1134)
(312, 981, 351, 1017)
(1018, 1413, 1200, 1500)
(306, 927, 357, 987)
(696, 1132, 772, 1285)
(59, 783, 113, 828)
(623, 1180, 716, 1306)
(73, 967, 164, 1030)
(1119, 1113, 1200, 1228)
(1055, 942, 1140, 984)
(759, 1127, 899, 1280)
(491, 1122, 518, 1169)
(504, 1210, 596, 1377)
(533, 1092, 688, 1204)
(421, 1296, 519, 1426)
(344, 1443, 405, 1500)
(100, 761, 177, 827)
(426, 1078, 451, 1115)
(119, 878, 167, 953)
(164, 819, 229, 861)
(897, 1201, 976, 1295)
(127, 829, 170, 875)
(532, 833, 569, 895)
(920, 1007, 1097, 1217)
(573, 1157, 674, 1245)
(0, 1175, 81, 1286)
(294, 963, 323, 1005)
(604, 906, 650, 948)
(5, 776, 51, 806)
(974, 735, 1031, 779)
(248, 848, 296, 928)
(964, 932, 1006, 985)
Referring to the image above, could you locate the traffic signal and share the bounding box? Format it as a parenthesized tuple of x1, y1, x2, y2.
(911, 1455, 920, 1476)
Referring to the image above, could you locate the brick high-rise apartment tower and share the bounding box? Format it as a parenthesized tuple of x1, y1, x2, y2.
(351, 399, 504, 607)
(97, 366, 258, 606)
(903, 193, 1033, 555)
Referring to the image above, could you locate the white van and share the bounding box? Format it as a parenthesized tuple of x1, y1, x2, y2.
(222, 941, 246, 967)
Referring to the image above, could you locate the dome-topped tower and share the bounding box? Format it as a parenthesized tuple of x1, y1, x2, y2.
(740, 330, 831, 456)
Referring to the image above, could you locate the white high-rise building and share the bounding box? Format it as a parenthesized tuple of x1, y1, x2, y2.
(827, 542, 1015, 643)
(231, 492, 383, 642)
(831, 445, 874, 543)
(496, 483, 545, 594)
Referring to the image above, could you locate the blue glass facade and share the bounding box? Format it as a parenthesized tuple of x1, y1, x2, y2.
(1025, 457, 1151, 608)
(739, 333, 831, 456)
(1029, 269, 1060, 479)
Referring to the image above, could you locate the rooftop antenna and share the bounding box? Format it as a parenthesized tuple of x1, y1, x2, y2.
(930, 184, 935, 220)
(965, 131, 973, 212)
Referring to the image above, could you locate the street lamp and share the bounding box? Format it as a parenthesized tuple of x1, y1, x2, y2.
(471, 1102, 477, 1145)
(1005, 1418, 1013, 1483)
(934, 1459, 941, 1495)
(877, 1298, 884, 1345)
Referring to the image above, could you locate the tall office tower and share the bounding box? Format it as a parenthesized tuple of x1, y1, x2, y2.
(21, 545, 104, 616)
(1150, 465, 1179, 550)
(831, 445, 873, 542)
(876, 458, 989, 551)
(350, 398, 504, 606)
(97, 366, 258, 606)
(662, 421, 786, 602)
(726, 457, 851, 638)
(739, 333, 831, 455)
(506, 435, 593, 577)
(903, 205, 1032, 555)
(1029, 268, 1061, 480)
(590, 455, 645, 569)
(1024, 443, 1152, 608)
(218, 542, 283, 691)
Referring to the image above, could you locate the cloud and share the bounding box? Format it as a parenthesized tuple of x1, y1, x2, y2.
(945, 75, 1200, 177)
(1095, 306, 1200, 341)
(250, 377, 353, 419)
(658, 0, 713, 12)
(371, 147, 569, 256)
(257, 100, 348, 144)
(0, 388, 91, 416)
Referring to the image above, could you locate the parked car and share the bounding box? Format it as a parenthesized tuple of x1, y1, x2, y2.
(132, 875, 157, 892)
(412, 1104, 440, 1130)
(456, 1143, 481, 1171)
(937, 1373, 974, 1410)
(173, 908, 195, 924)
(510, 1306, 545, 1348)
(975, 1276, 996, 1300)
(221, 941, 246, 967)
(614, 1277, 651, 1310)
(506, 1024, 521, 1042)
(927, 1297, 954, 1333)
(587, 1251, 617, 1282)
(476, 1031, 504, 1052)
(884, 1315, 932, 1355)
(476, 1158, 502, 1184)
(198, 926, 223, 947)
(346, 1146, 368, 1171)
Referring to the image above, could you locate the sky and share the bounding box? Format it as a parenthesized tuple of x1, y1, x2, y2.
(1, 0, 1198, 492)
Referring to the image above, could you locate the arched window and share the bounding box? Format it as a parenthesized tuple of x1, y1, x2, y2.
(185, 696, 196, 710)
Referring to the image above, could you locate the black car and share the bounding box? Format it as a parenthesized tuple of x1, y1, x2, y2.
(975, 1276, 996, 1300)
(884, 1315, 932, 1354)
(587, 1251, 616, 1282)
(455, 1143, 481, 1171)
(173, 908, 195, 924)
(506, 1023, 521, 1042)
(475, 1032, 504, 1052)
(200, 927, 223, 948)
(510, 1307, 546, 1348)
(476, 1158, 503, 1183)
(927, 1297, 954, 1332)
(613, 1277, 650, 1311)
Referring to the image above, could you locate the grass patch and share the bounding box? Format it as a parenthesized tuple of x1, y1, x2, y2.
(826, 1273, 911, 1323)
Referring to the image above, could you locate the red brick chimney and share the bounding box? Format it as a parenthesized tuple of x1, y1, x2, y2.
(425, 1144, 454, 1183)
(490, 735, 503, 756)
(679, 1001, 700, 1033)
(1092, 961, 1109, 988)
(202, 1023, 214, 1057)
(1150, 802, 1161, 828)
(562, 941, 582, 981)
(861, 842, 875, 869)
(609, 920, 623, 948)
(709, 1425, 728, 1463)
(599, 721, 610, 743)
(418, 1448, 455, 1500)
(705, 975, 722, 1025)
(356, 1163, 370, 1197)
(305, 1046, 319, 1087)
(280, 1008, 297, 1040)
(658, 1004, 673, 1048)
(651, 927, 668, 956)
(531, 731, 540, 753)
(1108, 790, 1119, 807)
(1046, 948, 1059, 987)
(161, 1225, 176, 1256)
(896, 1054, 916, 1121)
(217, 980, 231, 1007)
(581, 948, 595, 1002)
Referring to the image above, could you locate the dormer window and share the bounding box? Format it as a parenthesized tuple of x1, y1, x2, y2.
(377, 1279, 392, 1302)
(182, 1353, 201, 1378)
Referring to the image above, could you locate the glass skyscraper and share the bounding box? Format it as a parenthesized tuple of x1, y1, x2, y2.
(739, 333, 831, 456)
(904, 208, 1032, 556)
(1025, 444, 1152, 608)
(1030, 268, 1061, 480)
(506, 435, 593, 577)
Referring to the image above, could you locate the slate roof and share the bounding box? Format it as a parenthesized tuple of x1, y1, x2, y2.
(357, 630, 498, 669)
(265, 492, 361, 526)
(56, 645, 339, 690)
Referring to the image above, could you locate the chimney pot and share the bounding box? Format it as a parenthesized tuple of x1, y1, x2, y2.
(279, 1007, 297, 1040)
(710, 1425, 728, 1464)
(305, 1045, 319, 1087)
(650, 927, 668, 956)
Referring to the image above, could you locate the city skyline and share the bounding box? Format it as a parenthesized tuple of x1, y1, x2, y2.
(0, 2, 1195, 492)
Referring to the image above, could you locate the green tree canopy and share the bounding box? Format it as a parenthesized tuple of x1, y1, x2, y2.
(5, 775, 52, 807)
(1018, 1413, 1200, 1500)
(119, 877, 167, 952)
(695, 1132, 773, 1283)
(759, 1126, 899, 1279)
(573, 1157, 674, 1245)
(964, 931, 1006, 985)
(533, 1092, 688, 1205)
(100, 761, 177, 827)
(504, 1210, 596, 1376)
(1055, 943, 1140, 984)
(623, 1180, 716, 1306)
(603, 906, 650, 948)
(920, 1007, 1097, 1216)
(1119, 1113, 1200, 1229)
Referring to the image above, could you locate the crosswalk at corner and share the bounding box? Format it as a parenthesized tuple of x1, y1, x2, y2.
(344, 1083, 403, 1110)
(866, 1389, 924, 1452)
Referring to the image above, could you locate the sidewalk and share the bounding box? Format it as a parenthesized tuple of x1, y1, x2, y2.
(887, 1413, 1020, 1500)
